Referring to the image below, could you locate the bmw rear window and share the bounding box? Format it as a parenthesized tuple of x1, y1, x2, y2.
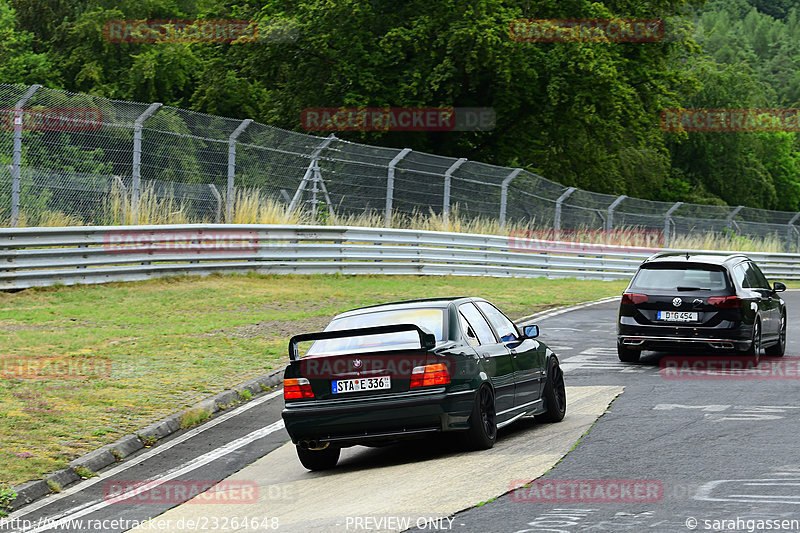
(630, 264, 730, 291)
(305, 308, 445, 356)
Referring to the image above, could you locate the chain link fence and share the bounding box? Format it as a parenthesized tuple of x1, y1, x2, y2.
(2, 83, 800, 250)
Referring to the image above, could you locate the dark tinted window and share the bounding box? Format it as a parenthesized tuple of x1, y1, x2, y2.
(739, 261, 770, 289)
(630, 264, 729, 291)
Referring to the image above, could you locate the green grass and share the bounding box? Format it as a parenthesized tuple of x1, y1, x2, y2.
(0, 273, 627, 486)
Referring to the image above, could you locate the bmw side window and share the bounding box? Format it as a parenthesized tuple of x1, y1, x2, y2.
(458, 303, 497, 345)
(459, 313, 481, 347)
(476, 302, 519, 342)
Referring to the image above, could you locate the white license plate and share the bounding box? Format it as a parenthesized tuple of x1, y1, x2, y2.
(657, 311, 698, 322)
(332, 376, 391, 394)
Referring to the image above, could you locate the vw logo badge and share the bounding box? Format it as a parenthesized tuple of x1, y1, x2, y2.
(352, 359, 362, 369)
(672, 297, 682, 308)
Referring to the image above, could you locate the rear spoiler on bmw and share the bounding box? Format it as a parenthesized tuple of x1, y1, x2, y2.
(288, 324, 437, 361)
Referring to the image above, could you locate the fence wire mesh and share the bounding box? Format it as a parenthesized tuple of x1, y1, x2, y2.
(2, 83, 800, 251)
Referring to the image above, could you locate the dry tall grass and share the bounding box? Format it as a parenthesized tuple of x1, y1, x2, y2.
(10, 186, 792, 253)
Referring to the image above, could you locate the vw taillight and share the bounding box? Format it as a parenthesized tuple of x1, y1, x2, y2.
(707, 296, 742, 308)
(410, 363, 450, 388)
(621, 293, 648, 305)
(284, 377, 314, 399)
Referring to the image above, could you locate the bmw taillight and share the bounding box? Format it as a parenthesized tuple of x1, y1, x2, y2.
(410, 363, 450, 388)
(707, 296, 742, 308)
(621, 293, 648, 305)
(284, 377, 314, 399)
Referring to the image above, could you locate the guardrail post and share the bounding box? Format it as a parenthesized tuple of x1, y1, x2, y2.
(113, 175, 127, 222)
(554, 187, 577, 239)
(663, 201, 683, 248)
(443, 158, 467, 227)
(726, 205, 744, 235)
(208, 184, 222, 223)
(385, 148, 412, 227)
(132, 103, 162, 225)
(606, 195, 627, 232)
(499, 168, 523, 229)
(287, 134, 336, 219)
(10, 84, 41, 227)
(787, 212, 800, 252)
(227, 119, 252, 222)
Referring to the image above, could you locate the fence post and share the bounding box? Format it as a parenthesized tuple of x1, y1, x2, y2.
(132, 103, 162, 225)
(208, 184, 222, 223)
(499, 168, 523, 229)
(385, 148, 412, 227)
(10, 84, 41, 227)
(606, 195, 627, 233)
(787, 212, 800, 252)
(227, 119, 252, 222)
(663, 201, 683, 248)
(554, 187, 577, 239)
(443, 158, 467, 227)
(113, 175, 127, 223)
(726, 205, 744, 234)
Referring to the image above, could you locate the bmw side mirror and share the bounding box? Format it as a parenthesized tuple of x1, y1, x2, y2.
(523, 325, 539, 339)
(773, 281, 787, 293)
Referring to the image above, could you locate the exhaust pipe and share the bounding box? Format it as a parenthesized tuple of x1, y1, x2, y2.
(709, 341, 734, 350)
(298, 440, 330, 451)
(622, 338, 644, 346)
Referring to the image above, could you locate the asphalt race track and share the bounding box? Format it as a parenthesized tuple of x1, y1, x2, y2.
(4, 291, 800, 533)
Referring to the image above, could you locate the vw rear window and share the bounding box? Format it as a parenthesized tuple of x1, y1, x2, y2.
(306, 308, 445, 356)
(630, 264, 729, 291)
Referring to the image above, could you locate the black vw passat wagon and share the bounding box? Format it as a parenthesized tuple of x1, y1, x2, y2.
(617, 252, 786, 362)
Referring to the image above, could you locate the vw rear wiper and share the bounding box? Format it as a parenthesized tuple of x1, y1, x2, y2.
(676, 286, 711, 291)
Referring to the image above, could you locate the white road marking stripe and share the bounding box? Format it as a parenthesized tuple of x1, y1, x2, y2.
(18, 420, 286, 533)
(6, 389, 284, 522)
(517, 296, 621, 325)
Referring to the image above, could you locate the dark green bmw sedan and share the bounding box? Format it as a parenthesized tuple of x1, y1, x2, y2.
(282, 297, 566, 470)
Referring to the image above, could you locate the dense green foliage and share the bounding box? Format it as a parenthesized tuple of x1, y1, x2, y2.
(2, 0, 799, 211)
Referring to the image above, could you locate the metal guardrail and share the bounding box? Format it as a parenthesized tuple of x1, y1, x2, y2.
(2, 224, 799, 290)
